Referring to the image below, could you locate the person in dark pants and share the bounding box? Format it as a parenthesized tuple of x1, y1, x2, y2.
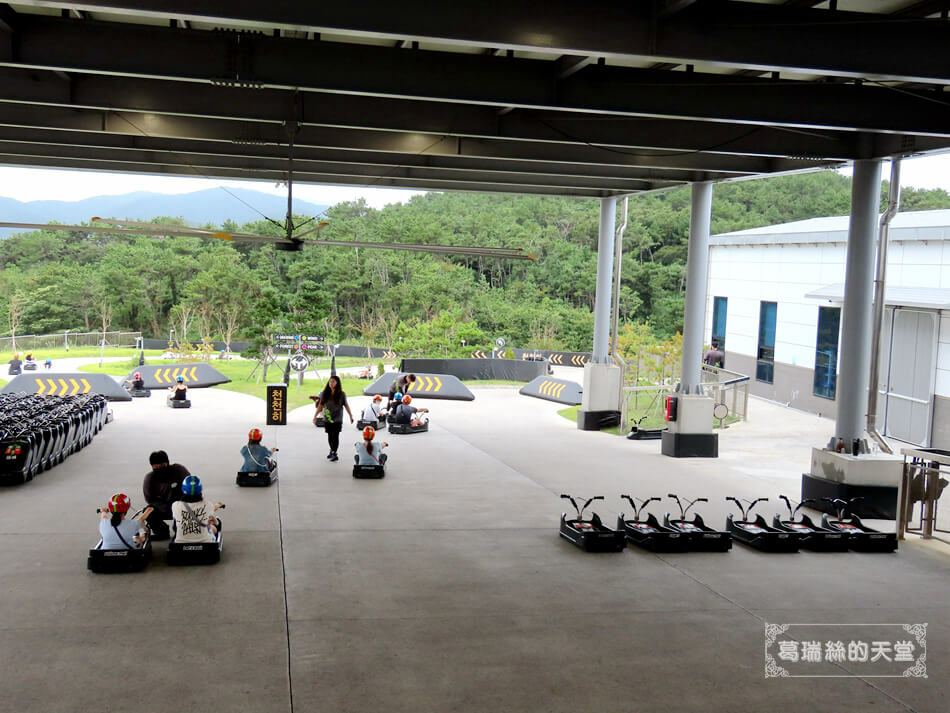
(142, 450, 189, 540)
(313, 375, 354, 462)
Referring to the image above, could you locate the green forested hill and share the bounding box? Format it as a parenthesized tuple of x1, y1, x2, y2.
(1, 171, 948, 353)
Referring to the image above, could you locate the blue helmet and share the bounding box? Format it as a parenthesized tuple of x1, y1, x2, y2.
(176, 375, 185, 383)
(393, 391, 403, 401)
(181, 475, 202, 497)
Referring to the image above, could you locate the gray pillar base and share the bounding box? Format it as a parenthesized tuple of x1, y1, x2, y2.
(577, 409, 620, 431)
(800, 474, 897, 520)
(661, 431, 718, 458)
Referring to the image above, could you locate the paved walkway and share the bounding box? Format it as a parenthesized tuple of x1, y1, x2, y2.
(0, 384, 946, 713)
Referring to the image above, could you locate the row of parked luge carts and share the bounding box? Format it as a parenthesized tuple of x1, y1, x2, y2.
(0, 392, 110, 485)
(559, 494, 897, 554)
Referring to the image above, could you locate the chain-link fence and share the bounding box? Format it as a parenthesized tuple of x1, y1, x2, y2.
(0, 331, 141, 352)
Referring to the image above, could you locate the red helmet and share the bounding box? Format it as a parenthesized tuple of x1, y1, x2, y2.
(108, 493, 131, 514)
(248, 428, 262, 441)
(133, 372, 142, 380)
(372, 395, 382, 402)
(362, 426, 376, 440)
(402, 394, 412, 404)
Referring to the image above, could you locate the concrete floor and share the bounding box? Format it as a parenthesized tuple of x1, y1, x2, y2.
(0, 384, 947, 713)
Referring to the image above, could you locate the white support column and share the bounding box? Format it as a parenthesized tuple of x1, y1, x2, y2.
(836, 159, 882, 446)
(591, 197, 617, 364)
(680, 182, 713, 394)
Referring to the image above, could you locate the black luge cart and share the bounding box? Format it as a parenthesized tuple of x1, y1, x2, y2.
(167, 398, 191, 409)
(725, 497, 799, 552)
(771, 495, 848, 552)
(617, 495, 689, 552)
(388, 420, 428, 434)
(167, 531, 223, 565)
(820, 498, 897, 553)
(559, 494, 626, 552)
(129, 388, 151, 398)
(353, 463, 385, 479)
(356, 414, 386, 430)
(663, 494, 732, 551)
(237, 466, 278, 487)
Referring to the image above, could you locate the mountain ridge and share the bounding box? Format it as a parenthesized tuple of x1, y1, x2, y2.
(0, 187, 329, 236)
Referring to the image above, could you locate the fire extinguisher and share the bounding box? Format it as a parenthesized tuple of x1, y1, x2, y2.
(664, 395, 678, 422)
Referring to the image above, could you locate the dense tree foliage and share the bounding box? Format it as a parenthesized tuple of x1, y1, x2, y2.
(1, 171, 947, 353)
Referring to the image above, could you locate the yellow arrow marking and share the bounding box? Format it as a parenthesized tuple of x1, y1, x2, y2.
(153, 369, 163, 384)
(433, 376, 442, 392)
(36, 379, 46, 395)
(541, 380, 551, 396)
(554, 384, 566, 399)
(80, 378, 91, 393)
(190, 367, 198, 381)
(163, 368, 173, 383)
(46, 379, 57, 395)
(424, 376, 433, 392)
(58, 378, 68, 395)
(171, 368, 181, 380)
(69, 378, 80, 396)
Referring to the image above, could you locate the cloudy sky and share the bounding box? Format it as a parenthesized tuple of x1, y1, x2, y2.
(0, 151, 948, 209)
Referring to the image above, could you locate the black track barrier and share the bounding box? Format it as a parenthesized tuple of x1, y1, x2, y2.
(122, 364, 230, 390)
(519, 376, 583, 406)
(0, 392, 109, 485)
(363, 372, 475, 401)
(399, 358, 545, 382)
(3, 373, 131, 401)
(513, 349, 591, 368)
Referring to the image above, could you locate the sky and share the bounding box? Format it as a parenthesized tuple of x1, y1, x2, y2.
(0, 151, 949, 208)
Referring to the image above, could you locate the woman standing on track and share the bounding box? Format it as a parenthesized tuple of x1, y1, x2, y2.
(313, 375, 354, 462)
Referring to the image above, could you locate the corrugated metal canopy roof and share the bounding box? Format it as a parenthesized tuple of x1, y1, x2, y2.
(1, 1, 950, 197)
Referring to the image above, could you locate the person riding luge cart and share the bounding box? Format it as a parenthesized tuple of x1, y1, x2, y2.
(352, 426, 387, 479)
(617, 495, 689, 552)
(356, 395, 387, 431)
(388, 394, 429, 434)
(559, 494, 626, 552)
(167, 476, 224, 565)
(166, 375, 191, 408)
(236, 428, 278, 487)
(87, 494, 153, 574)
(124, 371, 151, 398)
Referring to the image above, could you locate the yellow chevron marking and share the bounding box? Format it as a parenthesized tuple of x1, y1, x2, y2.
(69, 378, 80, 396)
(190, 367, 198, 381)
(424, 376, 433, 392)
(80, 378, 91, 393)
(35, 379, 46, 395)
(163, 368, 173, 383)
(433, 376, 442, 392)
(554, 384, 566, 399)
(46, 379, 57, 395)
(172, 368, 181, 380)
(153, 369, 163, 384)
(58, 378, 68, 395)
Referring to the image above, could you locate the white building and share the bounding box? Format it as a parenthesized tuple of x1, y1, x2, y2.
(706, 209, 950, 448)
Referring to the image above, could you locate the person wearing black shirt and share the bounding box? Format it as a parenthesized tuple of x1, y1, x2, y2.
(142, 450, 189, 540)
(313, 375, 354, 462)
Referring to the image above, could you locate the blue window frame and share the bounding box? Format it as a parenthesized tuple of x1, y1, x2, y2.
(813, 306, 841, 399)
(712, 296, 727, 350)
(756, 301, 777, 383)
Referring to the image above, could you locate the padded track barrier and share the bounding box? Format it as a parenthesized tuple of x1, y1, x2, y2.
(3, 373, 131, 401)
(363, 372, 475, 401)
(519, 376, 583, 405)
(122, 364, 231, 389)
(399, 358, 544, 382)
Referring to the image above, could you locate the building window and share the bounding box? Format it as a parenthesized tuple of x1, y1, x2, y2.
(813, 306, 841, 400)
(712, 296, 727, 350)
(756, 301, 777, 383)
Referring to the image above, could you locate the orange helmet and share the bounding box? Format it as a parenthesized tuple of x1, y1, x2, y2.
(133, 372, 142, 380)
(372, 395, 382, 401)
(248, 428, 262, 441)
(108, 493, 131, 513)
(362, 426, 376, 440)
(402, 394, 412, 404)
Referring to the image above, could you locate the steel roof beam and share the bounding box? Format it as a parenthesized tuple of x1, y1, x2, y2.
(0, 67, 879, 160)
(1, 18, 949, 139)
(11, 1, 950, 84)
(0, 101, 848, 177)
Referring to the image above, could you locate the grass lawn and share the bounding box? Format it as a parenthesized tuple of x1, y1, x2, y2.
(1, 346, 165, 361)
